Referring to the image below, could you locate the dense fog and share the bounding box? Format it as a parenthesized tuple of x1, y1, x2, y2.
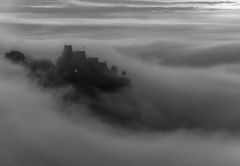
(1, 0, 240, 165)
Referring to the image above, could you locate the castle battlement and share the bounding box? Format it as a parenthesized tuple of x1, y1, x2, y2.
(63, 45, 72, 53)
(63, 45, 88, 59)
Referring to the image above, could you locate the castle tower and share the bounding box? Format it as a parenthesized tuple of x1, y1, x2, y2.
(79, 51, 86, 59)
(63, 45, 73, 56)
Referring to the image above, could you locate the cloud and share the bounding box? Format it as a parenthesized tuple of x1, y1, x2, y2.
(118, 40, 240, 67)
(2, 1, 240, 165)
(4, 38, 240, 132)
(8, 0, 240, 10)
(1, 56, 240, 166)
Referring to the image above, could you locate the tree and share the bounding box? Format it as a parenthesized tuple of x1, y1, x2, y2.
(111, 65, 118, 74)
(122, 71, 126, 76)
(5, 50, 26, 63)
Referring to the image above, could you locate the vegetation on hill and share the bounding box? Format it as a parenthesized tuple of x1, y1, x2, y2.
(4, 46, 139, 126)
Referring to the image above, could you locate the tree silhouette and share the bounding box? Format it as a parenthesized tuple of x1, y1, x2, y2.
(122, 71, 127, 76)
(111, 65, 118, 74)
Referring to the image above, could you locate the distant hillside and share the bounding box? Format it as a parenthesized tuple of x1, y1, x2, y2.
(5, 45, 130, 96)
(4, 45, 137, 126)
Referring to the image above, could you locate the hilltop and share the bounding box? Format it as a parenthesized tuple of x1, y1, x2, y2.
(4, 45, 137, 125)
(5, 45, 130, 96)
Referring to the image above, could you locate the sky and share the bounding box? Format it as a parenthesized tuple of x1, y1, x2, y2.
(1, 0, 240, 42)
(2, 0, 240, 166)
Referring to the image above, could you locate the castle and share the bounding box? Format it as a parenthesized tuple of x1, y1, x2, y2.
(5, 45, 130, 94)
(61, 45, 108, 71)
(4, 45, 135, 125)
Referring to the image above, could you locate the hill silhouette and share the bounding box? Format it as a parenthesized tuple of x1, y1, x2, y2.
(4, 45, 138, 126)
(5, 45, 130, 95)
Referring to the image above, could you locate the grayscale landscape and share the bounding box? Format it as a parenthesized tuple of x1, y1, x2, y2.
(1, 0, 240, 166)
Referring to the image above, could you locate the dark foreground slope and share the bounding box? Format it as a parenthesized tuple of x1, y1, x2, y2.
(4, 45, 140, 127)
